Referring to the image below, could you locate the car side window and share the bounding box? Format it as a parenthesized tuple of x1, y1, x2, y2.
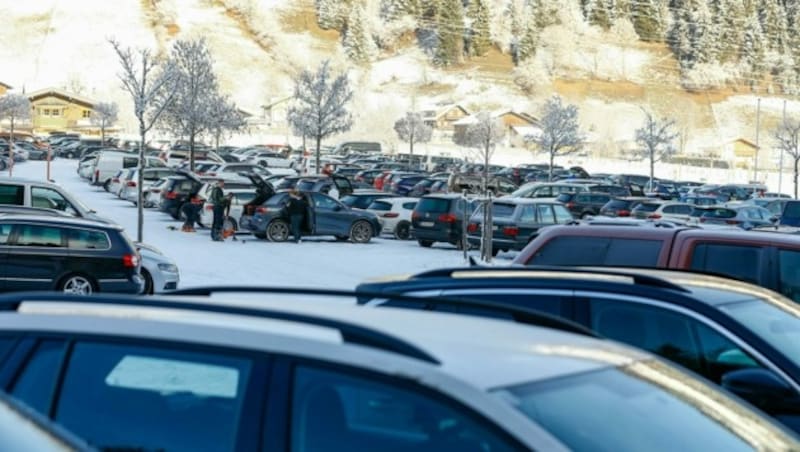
(537, 205, 555, 224)
(778, 249, 800, 303)
(10, 340, 68, 414)
(532, 236, 611, 266)
(402, 202, 417, 210)
(0, 185, 23, 205)
(519, 205, 537, 222)
(604, 239, 662, 266)
(31, 187, 78, 216)
(0, 224, 12, 244)
(553, 205, 573, 223)
(67, 229, 110, 250)
(123, 157, 138, 168)
(54, 342, 252, 452)
(312, 193, 338, 210)
(290, 366, 519, 452)
(13, 224, 64, 247)
(689, 243, 763, 284)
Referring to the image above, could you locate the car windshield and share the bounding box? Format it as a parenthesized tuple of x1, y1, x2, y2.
(720, 299, 800, 368)
(296, 180, 316, 191)
(495, 360, 795, 451)
(416, 197, 451, 213)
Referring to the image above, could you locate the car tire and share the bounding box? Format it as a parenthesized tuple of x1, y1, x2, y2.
(394, 221, 411, 240)
(254, 231, 267, 240)
(103, 180, 111, 192)
(418, 239, 433, 248)
(59, 274, 96, 295)
(267, 219, 290, 242)
(491, 247, 500, 257)
(141, 268, 154, 295)
(350, 221, 373, 244)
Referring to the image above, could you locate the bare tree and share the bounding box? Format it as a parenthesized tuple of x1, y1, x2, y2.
(631, 109, 678, 190)
(207, 94, 247, 151)
(159, 39, 218, 171)
(774, 118, 800, 199)
(110, 39, 178, 242)
(453, 111, 505, 194)
(0, 93, 31, 177)
(90, 102, 119, 144)
(394, 111, 432, 160)
(287, 60, 353, 174)
(525, 95, 584, 181)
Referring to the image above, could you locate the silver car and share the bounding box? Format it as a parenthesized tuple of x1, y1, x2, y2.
(136, 242, 179, 294)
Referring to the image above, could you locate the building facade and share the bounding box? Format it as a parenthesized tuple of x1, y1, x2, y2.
(0, 82, 11, 96)
(27, 88, 96, 133)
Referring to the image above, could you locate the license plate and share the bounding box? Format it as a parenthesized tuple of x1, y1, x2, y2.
(419, 221, 434, 227)
(492, 225, 499, 231)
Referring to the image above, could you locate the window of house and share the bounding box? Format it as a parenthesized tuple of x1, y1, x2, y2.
(43, 109, 50, 116)
(51, 109, 60, 117)
(83, 110, 91, 118)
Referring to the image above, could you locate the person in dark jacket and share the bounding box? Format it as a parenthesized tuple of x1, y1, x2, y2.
(209, 179, 231, 241)
(286, 190, 309, 243)
(180, 189, 203, 233)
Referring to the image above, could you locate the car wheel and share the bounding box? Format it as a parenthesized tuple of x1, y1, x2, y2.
(350, 221, 373, 243)
(394, 221, 411, 240)
(418, 239, 433, 248)
(491, 247, 500, 257)
(59, 274, 96, 295)
(103, 180, 111, 192)
(141, 268, 154, 295)
(66, 152, 74, 159)
(267, 220, 290, 242)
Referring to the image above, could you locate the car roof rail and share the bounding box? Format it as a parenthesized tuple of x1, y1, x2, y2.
(411, 266, 691, 293)
(0, 289, 440, 365)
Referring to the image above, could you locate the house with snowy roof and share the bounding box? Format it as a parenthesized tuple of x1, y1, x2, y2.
(420, 103, 470, 131)
(0, 82, 11, 96)
(453, 109, 542, 147)
(26, 87, 98, 133)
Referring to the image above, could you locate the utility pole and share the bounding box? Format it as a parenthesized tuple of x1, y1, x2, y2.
(780, 99, 787, 194)
(754, 97, 761, 182)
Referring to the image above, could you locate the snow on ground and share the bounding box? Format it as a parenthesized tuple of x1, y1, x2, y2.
(13, 159, 479, 290)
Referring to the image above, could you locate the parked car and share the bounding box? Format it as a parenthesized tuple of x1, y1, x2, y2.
(122, 168, 177, 205)
(0, 391, 93, 451)
(597, 196, 649, 217)
(366, 197, 417, 240)
(631, 201, 694, 222)
(92, 151, 139, 189)
(780, 200, 800, 226)
(556, 192, 611, 219)
(513, 223, 800, 303)
(411, 194, 478, 249)
(294, 175, 354, 199)
(682, 194, 719, 206)
(244, 150, 295, 168)
(136, 242, 179, 294)
(205, 162, 273, 178)
(510, 182, 594, 199)
(0, 216, 142, 293)
(466, 199, 573, 254)
(389, 174, 426, 196)
(158, 173, 204, 219)
(198, 188, 256, 231)
(355, 266, 800, 433)
(339, 191, 396, 210)
(0, 288, 794, 451)
(242, 192, 380, 243)
(353, 169, 386, 186)
(0, 177, 110, 223)
(697, 205, 777, 229)
(607, 174, 649, 195)
(77, 157, 97, 180)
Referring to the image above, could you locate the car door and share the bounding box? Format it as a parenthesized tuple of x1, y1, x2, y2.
(30, 187, 82, 218)
(310, 193, 348, 236)
(0, 223, 12, 292)
(5, 223, 66, 291)
(2, 337, 264, 452)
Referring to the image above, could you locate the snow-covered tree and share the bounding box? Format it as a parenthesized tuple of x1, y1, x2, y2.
(466, 0, 491, 57)
(630, 109, 678, 190)
(344, 2, 377, 63)
(631, 0, 662, 41)
(206, 94, 247, 152)
(90, 102, 119, 144)
(287, 60, 354, 174)
(715, 0, 745, 63)
(759, 0, 789, 54)
(159, 38, 219, 171)
(381, 0, 421, 20)
(742, 8, 766, 84)
(316, 0, 351, 30)
(453, 111, 505, 195)
(774, 118, 800, 198)
(394, 111, 432, 157)
(585, 0, 612, 28)
(110, 39, 178, 242)
(0, 93, 31, 177)
(525, 95, 584, 181)
(515, 5, 539, 63)
(434, 0, 465, 66)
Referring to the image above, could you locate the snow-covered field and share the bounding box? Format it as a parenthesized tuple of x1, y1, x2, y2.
(13, 159, 479, 289)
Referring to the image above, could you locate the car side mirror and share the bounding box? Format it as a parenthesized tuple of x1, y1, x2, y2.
(722, 368, 799, 411)
(333, 204, 342, 211)
(771, 215, 780, 223)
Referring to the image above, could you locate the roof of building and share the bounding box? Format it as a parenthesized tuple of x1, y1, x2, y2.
(26, 88, 97, 109)
(453, 109, 539, 126)
(0, 82, 12, 90)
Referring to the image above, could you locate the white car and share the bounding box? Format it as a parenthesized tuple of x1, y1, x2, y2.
(245, 150, 295, 168)
(137, 242, 180, 294)
(78, 157, 97, 180)
(366, 196, 418, 240)
(123, 168, 177, 205)
(199, 188, 256, 231)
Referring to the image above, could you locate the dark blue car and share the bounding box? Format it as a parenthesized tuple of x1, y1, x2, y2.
(391, 175, 426, 196)
(241, 192, 381, 243)
(781, 200, 800, 226)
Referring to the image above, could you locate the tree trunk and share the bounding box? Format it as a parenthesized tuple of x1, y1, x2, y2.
(549, 150, 554, 182)
(8, 117, 14, 178)
(650, 151, 655, 192)
(315, 136, 322, 175)
(137, 123, 146, 243)
(483, 142, 489, 196)
(215, 132, 220, 152)
(189, 130, 195, 172)
(101, 123, 106, 145)
(795, 158, 799, 200)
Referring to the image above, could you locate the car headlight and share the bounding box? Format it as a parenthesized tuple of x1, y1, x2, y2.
(157, 263, 179, 273)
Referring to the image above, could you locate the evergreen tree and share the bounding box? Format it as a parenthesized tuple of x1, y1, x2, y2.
(516, 4, 539, 62)
(689, 0, 718, 64)
(586, 0, 613, 28)
(760, 0, 790, 53)
(343, 2, 376, 63)
(714, 0, 745, 63)
(381, 0, 421, 20)
(668, 4, 693, 69)
(434, 0, 465, 66)
(631, 0, 662, 41)
(742, 8, 766, 82)
(316, 0, 351, 30)
(466, 0, 491, 56)
(787, 0, 800, 74)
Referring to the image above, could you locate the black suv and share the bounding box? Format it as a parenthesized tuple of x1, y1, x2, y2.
(0, 216, 142, 294)
(159, 174, 203, 219)
(556, 192, 611, 218)
(411, 194, 478, 249)
(598, 196, 649, 217)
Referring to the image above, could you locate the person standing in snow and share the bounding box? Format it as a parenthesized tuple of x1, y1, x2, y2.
(209, 179, 231, 241)
(286, 189, 308, 243)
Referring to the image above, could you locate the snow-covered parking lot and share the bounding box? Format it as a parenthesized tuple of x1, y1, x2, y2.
(12, 159, 496, 289)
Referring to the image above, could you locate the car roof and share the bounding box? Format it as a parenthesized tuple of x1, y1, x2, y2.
(0, 215, 123, 230)
(493, 198, 561, 205)
(1, 292, 648, 390)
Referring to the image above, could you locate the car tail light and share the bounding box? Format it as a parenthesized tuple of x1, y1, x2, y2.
(164, 191, 178, 199)
(617, 209, 630, 217)
(256, 206, 268, 214)
(566, 202, 575, 209)
(207, 172, 216, 176)
(122, 253, 139, 268)
(726, 219, 741, 225)
(438, 213, 457, 223)
(503, 226, 519, 237)
(94, 169, 99, 181)
(648, 214, 662, 219)
(112, 177, 119, 183)
(412, 212, 421, 220)
(467, 223, 478, 233)
(206, 205, 214, 211)
(127, 181, 136, 187)
(382, 212, 399, 218)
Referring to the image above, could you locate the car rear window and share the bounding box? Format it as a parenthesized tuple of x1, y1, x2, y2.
(702, 208, 736, 219)
(296, 180, 316, 191)
(604, 199, 631, 210)
(367, 200, 392, 211)
(475, 203, 516, 219)
(529, 236, 663, 267)
(636, 203, 660, 212)
(416, 197, 451, 213)
(690, 244, 763, 284)
(783, 201, 800, 218)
